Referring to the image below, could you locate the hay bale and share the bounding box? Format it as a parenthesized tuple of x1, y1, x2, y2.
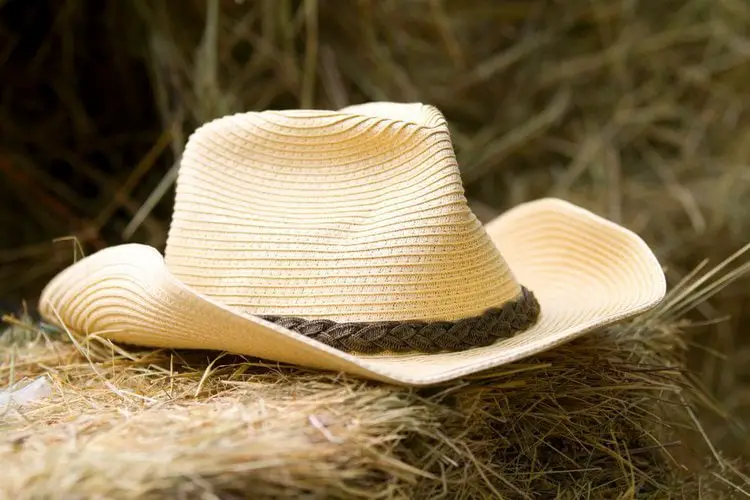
(2, 258, 750, 498)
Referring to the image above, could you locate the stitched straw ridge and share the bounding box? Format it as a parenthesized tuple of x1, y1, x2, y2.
(201, 122, 431, 172)
(187, 142, 459, 194)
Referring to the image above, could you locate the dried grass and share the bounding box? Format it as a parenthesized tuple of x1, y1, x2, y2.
(2, 0, 750, 497)
(2, 250, 749, 499)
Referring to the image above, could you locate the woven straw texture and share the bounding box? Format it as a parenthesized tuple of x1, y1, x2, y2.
(165, 103, 522, 322)
(37, 103, 667, 386)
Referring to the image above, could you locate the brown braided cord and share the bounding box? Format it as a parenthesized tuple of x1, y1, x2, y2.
(256, 286, 541, 354)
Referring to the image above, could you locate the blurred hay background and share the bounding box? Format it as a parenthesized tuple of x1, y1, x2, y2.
(1, 0, 750, 497)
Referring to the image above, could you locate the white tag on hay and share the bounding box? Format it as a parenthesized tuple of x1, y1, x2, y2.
(0, 376, 52, 411)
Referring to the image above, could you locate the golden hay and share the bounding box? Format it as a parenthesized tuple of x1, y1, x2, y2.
(2, 250, 750, 499)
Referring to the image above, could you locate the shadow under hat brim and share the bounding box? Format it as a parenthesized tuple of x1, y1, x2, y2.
(37, 198, 666, 387)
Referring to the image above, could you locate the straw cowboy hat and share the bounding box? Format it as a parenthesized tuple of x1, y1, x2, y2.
(38, 102, 666, 386)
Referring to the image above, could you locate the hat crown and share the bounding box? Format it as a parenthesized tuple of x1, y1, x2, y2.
(164, 102, 522, 322)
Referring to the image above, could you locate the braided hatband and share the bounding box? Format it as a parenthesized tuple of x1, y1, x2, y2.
(255, 286, 540, 354)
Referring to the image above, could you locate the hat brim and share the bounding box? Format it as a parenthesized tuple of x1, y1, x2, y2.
(38, 198, 666, 387)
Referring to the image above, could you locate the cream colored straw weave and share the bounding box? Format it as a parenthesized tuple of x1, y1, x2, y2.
(38, 102, 666, 386)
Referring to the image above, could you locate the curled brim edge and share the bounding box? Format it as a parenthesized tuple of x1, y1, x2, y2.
(38, 198, 667, 386)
